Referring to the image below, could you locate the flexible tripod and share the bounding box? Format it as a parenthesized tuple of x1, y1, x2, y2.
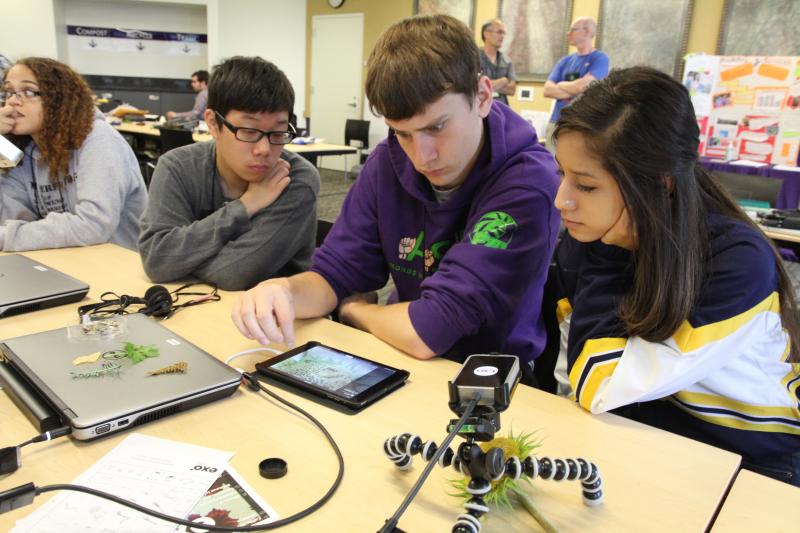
(383, 410, 603, 533)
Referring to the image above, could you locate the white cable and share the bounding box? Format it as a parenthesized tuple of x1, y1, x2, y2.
(224, 347, 282, 366)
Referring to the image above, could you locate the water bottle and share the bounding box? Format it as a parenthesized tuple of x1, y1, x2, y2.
(725, 142, 736, 162)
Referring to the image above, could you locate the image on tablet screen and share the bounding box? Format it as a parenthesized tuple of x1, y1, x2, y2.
(270, 346, 395, 399)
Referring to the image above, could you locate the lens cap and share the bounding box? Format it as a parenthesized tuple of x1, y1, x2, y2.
(259, 457, 288, 479)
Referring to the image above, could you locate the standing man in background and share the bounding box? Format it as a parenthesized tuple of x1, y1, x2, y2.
(166, 69, 209, 121)
(543, 17, 609, 145)
(480, 19, 517, 105)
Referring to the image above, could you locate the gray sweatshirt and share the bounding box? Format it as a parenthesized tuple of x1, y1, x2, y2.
(138, 141, 320, 291)
(0, 111, 147, 251)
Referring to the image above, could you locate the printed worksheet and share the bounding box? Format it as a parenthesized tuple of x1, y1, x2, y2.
(12, 433, 234, 533)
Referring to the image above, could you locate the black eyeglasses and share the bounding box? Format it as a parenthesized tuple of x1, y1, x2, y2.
(0, 88, 41, 104)
(214, 111, 296, 145)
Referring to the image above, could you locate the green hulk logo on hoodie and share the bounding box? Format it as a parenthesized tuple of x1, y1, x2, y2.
(469, 211, 517, 249)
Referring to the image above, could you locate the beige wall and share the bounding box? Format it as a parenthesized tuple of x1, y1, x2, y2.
(304, 0, 413, 118)
(304, 0, 729, 117)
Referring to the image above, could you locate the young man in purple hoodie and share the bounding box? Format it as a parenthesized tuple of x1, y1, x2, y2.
(232, 14, 560, 376)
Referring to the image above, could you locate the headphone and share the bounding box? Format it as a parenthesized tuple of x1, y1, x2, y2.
(77, 283, 219, 320)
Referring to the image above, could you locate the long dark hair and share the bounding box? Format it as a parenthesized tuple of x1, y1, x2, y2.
(554, 66, 800, 360)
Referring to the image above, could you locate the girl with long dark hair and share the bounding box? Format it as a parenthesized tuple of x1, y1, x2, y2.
(551, 66, 800, 485)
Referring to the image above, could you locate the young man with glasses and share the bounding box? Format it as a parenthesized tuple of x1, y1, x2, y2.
(479, 18, 517, 105)
(138, 56, 320, 291)
(543, 17, 609, 146)
(232, 16, 559, 379)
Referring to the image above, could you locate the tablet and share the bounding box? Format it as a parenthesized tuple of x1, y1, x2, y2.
(255, 342, 410, 412)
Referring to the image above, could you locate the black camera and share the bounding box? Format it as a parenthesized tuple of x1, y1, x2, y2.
(447, 354, 521, 441)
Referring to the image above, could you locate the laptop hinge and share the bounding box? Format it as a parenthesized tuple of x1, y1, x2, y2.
(0, 359, 64, 432)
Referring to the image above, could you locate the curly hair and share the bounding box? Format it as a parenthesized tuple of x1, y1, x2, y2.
(5, 58, 95, 183)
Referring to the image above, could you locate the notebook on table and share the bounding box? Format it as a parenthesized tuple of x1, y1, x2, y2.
(0, 313, 241, 440)
(0, 254, 89, 318)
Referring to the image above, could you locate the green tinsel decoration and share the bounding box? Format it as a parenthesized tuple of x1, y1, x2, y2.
(447, 429, 557, 532)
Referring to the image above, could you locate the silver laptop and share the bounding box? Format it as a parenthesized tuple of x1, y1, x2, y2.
(0, 313, 241, 440)
(0, 254, 90, 318)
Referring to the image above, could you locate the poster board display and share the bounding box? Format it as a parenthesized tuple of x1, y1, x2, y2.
(683, 54, 800, 166)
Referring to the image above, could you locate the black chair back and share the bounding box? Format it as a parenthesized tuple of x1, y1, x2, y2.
(316, 219, 334, 248)
(344, 119, 370, 153)
(712, 170, 782, 207)
(159, 128, 195, 154)
(531, 262, 562, 393)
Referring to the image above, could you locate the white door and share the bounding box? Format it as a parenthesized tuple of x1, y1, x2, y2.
(310, 14, 364, 171)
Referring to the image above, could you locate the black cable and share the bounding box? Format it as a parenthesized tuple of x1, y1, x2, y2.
(379, 395, 480, 533)
(169, 282, 221, 313)
(1, 428, 72, 475)
(18, 427, 71, 449)
(77, 283, 219, 320)
(2, 376, 344, 531)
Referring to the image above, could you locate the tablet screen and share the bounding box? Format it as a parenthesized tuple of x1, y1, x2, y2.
(269, 345, 397, 399)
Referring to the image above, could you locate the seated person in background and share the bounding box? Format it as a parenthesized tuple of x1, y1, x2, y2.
(551, 66, 800, 485)
(232, 15, 559, 375)
(0, 57, 146, 251)
(165, 69, 208, 121)
(138, 56, 320, 291)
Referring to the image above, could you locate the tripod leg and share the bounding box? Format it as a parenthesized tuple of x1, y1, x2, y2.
(453, 478, 491, 533)
(383, 433, 417, 470)
(521, 455, 603, 506)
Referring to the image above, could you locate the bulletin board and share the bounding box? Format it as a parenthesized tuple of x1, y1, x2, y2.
(683, 54, 800, 166)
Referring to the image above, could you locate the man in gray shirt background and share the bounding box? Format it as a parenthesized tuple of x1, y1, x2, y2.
(166, 69, 209, 121)
(479, 18, 517, 105)
(138, 56, 320, 291)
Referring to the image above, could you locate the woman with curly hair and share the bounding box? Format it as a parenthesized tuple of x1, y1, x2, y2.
(0, 57, 146, 251)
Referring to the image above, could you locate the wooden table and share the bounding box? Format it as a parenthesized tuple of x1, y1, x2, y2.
(0, 245, 742, 532)
(711, 469, 800, 532)
(114, 122, 357, 165)
(761, 225, 800, 245)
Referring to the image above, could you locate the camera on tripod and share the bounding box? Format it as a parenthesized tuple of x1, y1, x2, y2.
(447, 354, 520, 441)
(382, 353, 603, 533)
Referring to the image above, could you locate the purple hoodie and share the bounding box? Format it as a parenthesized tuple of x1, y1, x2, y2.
(311, 102, 560, 368)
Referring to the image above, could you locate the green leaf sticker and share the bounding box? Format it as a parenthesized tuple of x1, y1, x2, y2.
(123, 342, 160, 364)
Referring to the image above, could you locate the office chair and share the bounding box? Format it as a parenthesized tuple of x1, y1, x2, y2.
(531, 262, 561, 393)
(316, 219, 334, 248)
(343, 119, 370, 180)
(159, 127, 195, 154)
(712, 171, 782, 207)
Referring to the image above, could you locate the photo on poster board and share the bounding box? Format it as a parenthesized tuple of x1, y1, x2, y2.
(685, 53, 800, 166)
(498, 0, 573, 81)
(597, 0, 693, 78)
(717, 0, 800, 56)
(683, 54, 719, 118)
(414, 0, 476, 29)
